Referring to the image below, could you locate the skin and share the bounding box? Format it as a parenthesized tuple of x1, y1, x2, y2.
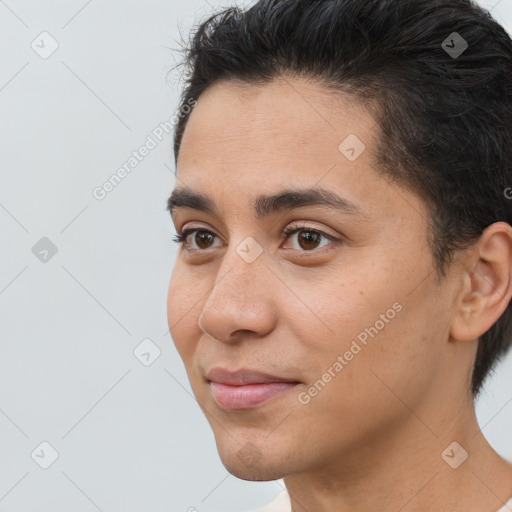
(167, 76, 512, 512)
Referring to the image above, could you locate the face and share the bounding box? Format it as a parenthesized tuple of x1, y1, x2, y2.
(167, 76, 464, 481)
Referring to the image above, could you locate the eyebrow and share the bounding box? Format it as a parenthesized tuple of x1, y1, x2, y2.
(167, 187, 365, 220)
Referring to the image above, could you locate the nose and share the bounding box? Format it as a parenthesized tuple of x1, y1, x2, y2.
(198, 246, 278, 344)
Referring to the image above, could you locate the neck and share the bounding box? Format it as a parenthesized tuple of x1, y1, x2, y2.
(283, 398, 512, 512)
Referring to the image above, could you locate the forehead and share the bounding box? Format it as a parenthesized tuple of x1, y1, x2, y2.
(174, 76, 429, 234)
(177, 76, 376, 181)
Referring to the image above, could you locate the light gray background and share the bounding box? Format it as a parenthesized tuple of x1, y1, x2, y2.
(1, 1, 511, 511)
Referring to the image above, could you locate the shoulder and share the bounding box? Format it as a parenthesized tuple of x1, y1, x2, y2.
(247, 490, 290, 512)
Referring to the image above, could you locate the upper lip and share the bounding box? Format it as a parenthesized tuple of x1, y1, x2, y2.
(206, 367, 300, 386)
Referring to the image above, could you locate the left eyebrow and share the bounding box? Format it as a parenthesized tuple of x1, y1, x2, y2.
(167, 186, 366, 220)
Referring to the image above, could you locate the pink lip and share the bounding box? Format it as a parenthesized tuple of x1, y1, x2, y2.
(209, 381, 299, 411)
(206, 367, 301, 411)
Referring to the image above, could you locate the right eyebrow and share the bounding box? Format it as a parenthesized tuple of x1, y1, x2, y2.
(167, 186, 366, 220)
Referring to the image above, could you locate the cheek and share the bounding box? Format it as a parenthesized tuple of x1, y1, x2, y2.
(296, 269, 439, 398)
(292, 272, 393, 357)
(290, 297, 439, 446)
(335, 288, 446, 407)
(167, 264, 201, 360)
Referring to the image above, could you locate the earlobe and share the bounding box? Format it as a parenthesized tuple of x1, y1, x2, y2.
(449, 222, 512, 343)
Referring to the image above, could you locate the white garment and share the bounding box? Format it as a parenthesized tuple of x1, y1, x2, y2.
(250, 491, 512, 512)
(250, 490, 289, 512)
(497, 498, 512, 512)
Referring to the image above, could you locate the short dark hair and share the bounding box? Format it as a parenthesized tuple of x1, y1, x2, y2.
(170, 0, 512, 398)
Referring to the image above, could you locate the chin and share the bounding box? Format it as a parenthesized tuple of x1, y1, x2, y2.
(214, 434, 291, 481)
(220, 454, 289, 482)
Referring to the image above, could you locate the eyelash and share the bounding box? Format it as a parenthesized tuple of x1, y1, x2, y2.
(172, 223, 339, 253)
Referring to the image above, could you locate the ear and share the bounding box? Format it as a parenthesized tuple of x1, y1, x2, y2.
(450, 222, 512, 342)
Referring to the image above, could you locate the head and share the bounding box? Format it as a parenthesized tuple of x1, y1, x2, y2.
(166, 0, 512, 481)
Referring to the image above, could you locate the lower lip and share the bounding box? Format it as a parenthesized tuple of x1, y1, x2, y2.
(209, 381, 299, 411)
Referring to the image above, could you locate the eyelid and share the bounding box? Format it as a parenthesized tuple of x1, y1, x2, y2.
(284, 220, 340, 239)
(177, 220, 340, 239)
(174, 221, 343, 253)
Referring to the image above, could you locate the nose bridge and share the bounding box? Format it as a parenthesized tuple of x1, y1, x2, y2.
(213, 233, 268, 298)
(199, 241, 275, 341)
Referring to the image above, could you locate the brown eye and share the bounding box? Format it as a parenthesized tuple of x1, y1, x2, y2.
(283, 225, 336, 252)
(173, 228, 222, 251)
(195, 230, 215, 249)
(173, 225, 339, 254)
(297, 231, 322, 250)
